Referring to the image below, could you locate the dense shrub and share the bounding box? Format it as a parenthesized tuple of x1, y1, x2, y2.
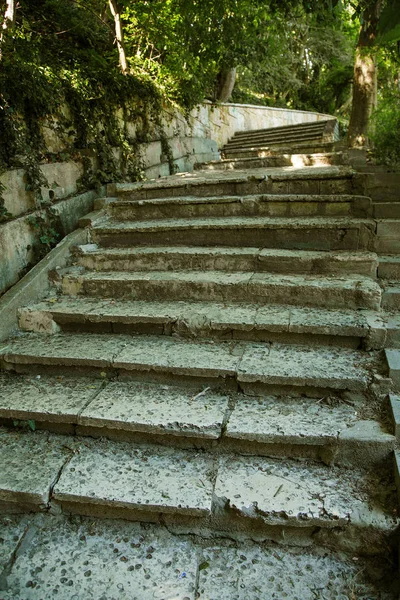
(369, 93, 400, 167)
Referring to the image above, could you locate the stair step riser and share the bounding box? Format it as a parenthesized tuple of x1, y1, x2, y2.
(62, 276, 381, 310)
(77, 252, 377, 277)
(109, 198, 371, 221)
(92, 225, 374, 252)
(0, 416, 391, 469)
(118, 178, 358, 202)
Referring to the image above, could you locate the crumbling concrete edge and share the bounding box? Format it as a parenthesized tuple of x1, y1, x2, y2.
(0, 227, 88, 343)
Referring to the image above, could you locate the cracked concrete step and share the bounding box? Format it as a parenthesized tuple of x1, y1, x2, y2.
(0, 375, 394, 467)
(222, 141, 336, 159)
(378, 256, 400, 279)
(0, 430, 397, 554)
(18, 299, 386, 349)
(197, 152, 346, 171)
(110, 166, 360, 201)
(60, 270, 382, 310)
(108, 193, 372, 221)
(1, 515, 396, 600)
(91, 216, 376, 252)
(74, 246, 378, 277)
(0, 333, 375, 394)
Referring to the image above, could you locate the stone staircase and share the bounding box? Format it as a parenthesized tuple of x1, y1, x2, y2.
(0, 121, 399, 597)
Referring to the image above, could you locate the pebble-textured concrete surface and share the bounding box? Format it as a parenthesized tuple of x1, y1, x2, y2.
(113, 335, 243, 377)
(238, 343, 371, 389)
(0, 515, 396, 600)
(1, 333, 374, 392)
(0, 373, 102, 422)
(0, 430, 70, 507)
(0, 515, 30, 568)
(53, 439, 215, 516)
(214, 455, 397, 529)
(0, 516, 198, 600)
(196, 543, 396, 600)
(79, 380, 229, 438)
(1, 333, 131, 368)
(226, 395, 361, 444)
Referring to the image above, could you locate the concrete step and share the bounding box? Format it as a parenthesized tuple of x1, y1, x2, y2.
(91, 216, 376, 252)
(378, 256, 400, 279)
(108, 193, 372, 221)
(382, 282, 400, 311)
(18, 299, 386, 349)
(374, 202, 400, 219)
(0, 373, 393, 467)
(376, 220, 400, 254)
(110, 166, 360, 201)
(0, 333, 375, 395)
(74, 246, 378, 277)
(197, 152, 346, 171)
(223, 130, 328, 149)
(61, 270, 382, 311)
(223, 141, 336, 159)
(1, 514, 396, 599)
(230, 120, 329, 140)
(0, 429, 396, 555)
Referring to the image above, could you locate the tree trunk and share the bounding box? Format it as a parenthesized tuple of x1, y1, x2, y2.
(348, 0, 383, 147)
(0, 0, 16, 61)
(215, 68, 237, 102)
(108, 0, 128, 74)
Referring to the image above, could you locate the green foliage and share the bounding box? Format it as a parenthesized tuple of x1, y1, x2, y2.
(369, 92, 400, 166)
(12, 419, 36, 431)
(27, 212, 60, 258)
(0, 179, 12, 223)
(378, 0, 400, 43)
(0, 0, 162, 187)
(232, 6, 356, 115)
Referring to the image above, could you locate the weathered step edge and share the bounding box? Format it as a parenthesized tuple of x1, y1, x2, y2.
(18, 299, 387, 350)
(0, 333, 378, 398)
(0, 430, 397, 556)
(60, 270, 383, 311)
